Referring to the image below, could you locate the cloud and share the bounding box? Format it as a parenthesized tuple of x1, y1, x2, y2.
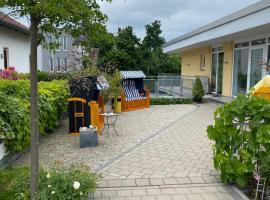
(99, 0, 261, 41)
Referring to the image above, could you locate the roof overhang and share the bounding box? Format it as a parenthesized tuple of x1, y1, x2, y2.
(0, 20, 30, 35)
(163, 0, 270, 54)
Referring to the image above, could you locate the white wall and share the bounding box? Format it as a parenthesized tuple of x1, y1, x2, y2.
(0, 142, 6, 161)
(37, 45, 43, 71)
(0, 26, 30, 73)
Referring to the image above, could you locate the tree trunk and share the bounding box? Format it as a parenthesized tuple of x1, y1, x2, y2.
(30, 15, 39, 200)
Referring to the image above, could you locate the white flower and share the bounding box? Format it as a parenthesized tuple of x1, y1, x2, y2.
(46, 173, 51, 179)
(51, 191, 55, 194)
(48, 185, 52, 188)
(80, 192, 83, 195)
(73, 181, 80, 190)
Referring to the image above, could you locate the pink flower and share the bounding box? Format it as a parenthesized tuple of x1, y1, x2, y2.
(254, 173, 261, 182)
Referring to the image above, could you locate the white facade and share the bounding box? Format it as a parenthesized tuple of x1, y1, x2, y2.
(0, 142, 6, 161)
(0, 26, 30, 73)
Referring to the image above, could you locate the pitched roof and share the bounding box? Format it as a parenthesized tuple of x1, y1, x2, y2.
(0, 12, 29, 35)
(164, 0, 270, 47)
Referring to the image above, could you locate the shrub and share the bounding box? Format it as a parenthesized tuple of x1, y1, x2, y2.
(0, 165, 97, 200)
(192, 77, 204, 102)
(0, 80, 69, 152)
(150, 98, 192, 105)
(207, 94, 270, 187)
(37, 71, 50, 82)
(0, 67, 20, 80)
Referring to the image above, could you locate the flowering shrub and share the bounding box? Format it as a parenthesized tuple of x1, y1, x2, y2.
(0, 67, 20, 80)
(0, 164, 98, 200)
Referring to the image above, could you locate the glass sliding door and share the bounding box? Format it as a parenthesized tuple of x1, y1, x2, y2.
(217, 52, 224, 94)
(211, 49, 224, 94)
(249, 48, 264, 88)
(232, 49, 248, 96)
(211, 53, 217, 92)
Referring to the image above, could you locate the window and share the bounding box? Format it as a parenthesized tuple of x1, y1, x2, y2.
(63, 37, 67, 51)
(57, 57, 61, 71)
(234, 41, 249, 49)
(251, 38, 266, 46)
(232, 49, 249, 96)
(49, 57, 53, 71)
(200, 55, 206, 71)
(56, 37, 61, 51)
(63, 57, 68, 69)
(48, 36, 53, 44)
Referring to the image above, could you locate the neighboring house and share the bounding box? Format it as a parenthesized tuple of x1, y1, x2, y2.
(0, 12, 30, 73)
(38, 33, 81, 72)
(163, 0, 270, 97)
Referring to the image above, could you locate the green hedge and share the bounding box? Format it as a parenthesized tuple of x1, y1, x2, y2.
(150, 98, 193, 105)
(0, 80, 69, 153)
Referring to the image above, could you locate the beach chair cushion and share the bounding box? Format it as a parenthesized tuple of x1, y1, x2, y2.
(122, 80, 145, 101)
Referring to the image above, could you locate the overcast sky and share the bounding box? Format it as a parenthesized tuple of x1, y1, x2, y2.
(1, 0, 261, 42)
(99, 0, 261, 41)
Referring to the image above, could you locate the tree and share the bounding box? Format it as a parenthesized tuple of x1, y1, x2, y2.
(141, 20, 179, 75)
(114, 26, 142, 70)
(0, 0, 110, 198)
(192, 77, 205, 102)
(142, 20, 165, 52)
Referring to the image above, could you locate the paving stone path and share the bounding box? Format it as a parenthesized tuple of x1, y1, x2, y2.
(90, 103, 248, 200)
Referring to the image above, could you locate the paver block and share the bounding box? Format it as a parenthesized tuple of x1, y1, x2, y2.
(189, 177, 205, 184)
(132, 189, 147, 196)
(201, 193, 219, 200)
(150, 178, 164, 186)
(157, 195, 173, 200)
(117, 189, 132, 197)
(136, 178, 151, 186)
(141, 196, 157, 200)
(121, 179, 137, 187)
(175, 188, 191, 195)
(147, 189, 162, 195)
(161, 188, 177, 195)
(163, 178, 178, 185)
(107, 179, 122, 187)
(102, 190, 117, 198)
(176, 178, 191, 184)
(171, 194, 188, 200)
(186, 194, 204, 200)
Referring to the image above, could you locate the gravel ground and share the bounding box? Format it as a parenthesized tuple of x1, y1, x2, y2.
(14, 104, 197, 171)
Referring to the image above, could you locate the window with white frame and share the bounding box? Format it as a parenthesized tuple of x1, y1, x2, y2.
(200, 55, 206, 71)
(56, 37, 61, 51)
(49, 57, 53, 71)
(63, 57, 68, 69)
(63, 37, 67, 51)
(48, 35, 53, 44)
(57, 57, 61, 71)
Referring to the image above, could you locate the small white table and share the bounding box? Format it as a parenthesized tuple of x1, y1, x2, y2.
(100, 113, 118, 137)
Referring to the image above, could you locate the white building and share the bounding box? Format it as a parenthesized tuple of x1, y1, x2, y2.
(0, 12, 30, 73)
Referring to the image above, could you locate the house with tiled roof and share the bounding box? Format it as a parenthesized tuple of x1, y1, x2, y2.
(0, 12, 30, 73)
